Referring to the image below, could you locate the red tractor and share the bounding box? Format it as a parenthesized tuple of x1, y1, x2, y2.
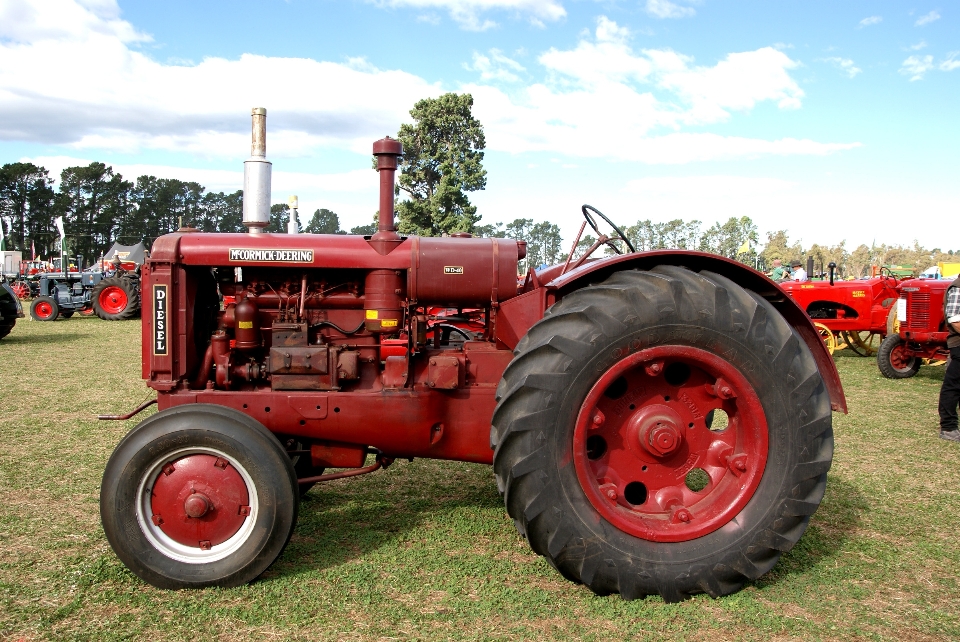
(99, 109, 845, 602)
(876, 277, 952, 378)
(779, 270, 900, 356)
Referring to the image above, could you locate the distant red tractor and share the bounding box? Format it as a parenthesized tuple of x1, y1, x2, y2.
(779, 269, 900, 356)
(876, 278, 951, 379)
(98, 109, 845, 602)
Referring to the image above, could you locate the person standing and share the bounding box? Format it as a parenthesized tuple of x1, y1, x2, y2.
(790, 260, 807, 281)
(938, 275, 960, 442)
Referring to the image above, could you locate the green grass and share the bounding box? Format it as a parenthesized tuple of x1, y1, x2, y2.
(1, 317, 958, 641)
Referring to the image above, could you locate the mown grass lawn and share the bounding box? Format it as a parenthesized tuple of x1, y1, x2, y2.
(0, 316, 958, 641)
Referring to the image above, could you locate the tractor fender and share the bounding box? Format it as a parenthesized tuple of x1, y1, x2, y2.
(496, 250, 846, 413)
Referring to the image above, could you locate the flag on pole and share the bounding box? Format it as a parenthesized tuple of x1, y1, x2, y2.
(737, 239, 751, 254)
(31, 239, 35, 260)
(0, 219, 5, 251)
(54, 216, 65, 252)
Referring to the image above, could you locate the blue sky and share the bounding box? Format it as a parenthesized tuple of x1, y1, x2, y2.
(0, 0, 957, 250)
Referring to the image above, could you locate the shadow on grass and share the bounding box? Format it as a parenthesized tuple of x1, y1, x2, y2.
(1, 328, 89, 344)
(266, 465, 501, 581)
(754, 475, 869, 590)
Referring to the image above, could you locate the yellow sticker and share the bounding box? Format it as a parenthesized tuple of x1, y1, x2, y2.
(237, 321, 254, 329)
(852, 290, 866, 297)
(381, 319, 398, 328)
(365, 310, 378, 320)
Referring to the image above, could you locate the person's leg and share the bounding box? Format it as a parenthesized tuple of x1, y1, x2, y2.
(939, 346, 960, 435)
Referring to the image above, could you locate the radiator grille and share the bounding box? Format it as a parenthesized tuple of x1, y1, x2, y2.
(907, 293, 930, 329)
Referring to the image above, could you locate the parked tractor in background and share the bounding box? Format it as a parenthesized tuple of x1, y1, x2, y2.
(28, 243, 145, 321)
(876, 277, 952, 379)
(98, 108, 845, 602)
(780, 267, 900, 356)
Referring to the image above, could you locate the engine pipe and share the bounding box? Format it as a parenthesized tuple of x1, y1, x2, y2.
(371, 137, 403, 241)
(242, 107, 272, 234)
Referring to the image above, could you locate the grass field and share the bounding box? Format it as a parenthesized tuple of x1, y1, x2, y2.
(1, 316, 958, 641)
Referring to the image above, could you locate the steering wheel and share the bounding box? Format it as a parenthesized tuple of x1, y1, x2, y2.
(581, 205, 635, 254)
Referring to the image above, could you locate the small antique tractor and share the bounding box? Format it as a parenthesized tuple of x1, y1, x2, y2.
(876, 277, 952, 379)
(99, 109, 845, 602)
(780, 269, 900, 356)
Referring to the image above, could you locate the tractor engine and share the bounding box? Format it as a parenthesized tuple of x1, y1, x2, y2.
(141, 133, 525, 465)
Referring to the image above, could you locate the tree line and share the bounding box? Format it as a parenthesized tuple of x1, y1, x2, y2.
(3, 91, 955, 278)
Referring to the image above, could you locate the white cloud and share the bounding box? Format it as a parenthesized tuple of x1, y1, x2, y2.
(820, 57, 862, 78)
(623, 175, 796, 197)
(644, 0, 696, 19)
(858, 15, 882, 27)
(464, 19, 856, 164)
(1, 4, 857, 170)
(940, 52, 960, 72)
(906, 40, 927, 51)
(900, 55, 934, 80)
(369, 0, 565, 30)
(0, 0, 150, 43)
(466, 49, 525, 82)
(915, 11, 940, 26)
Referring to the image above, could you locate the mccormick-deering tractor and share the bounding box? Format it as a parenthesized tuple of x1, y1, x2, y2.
(780, 268, 900, 356)
(876, 277, 952, 379)
(99, 108, 845, 602)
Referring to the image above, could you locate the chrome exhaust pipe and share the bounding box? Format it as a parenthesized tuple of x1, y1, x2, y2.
(243, 107, 272, 233)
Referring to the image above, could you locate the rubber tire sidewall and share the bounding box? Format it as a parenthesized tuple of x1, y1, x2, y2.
(100, 404, 299, 589)
(0, 320, 13, 339)
(92, 276, 140, 321)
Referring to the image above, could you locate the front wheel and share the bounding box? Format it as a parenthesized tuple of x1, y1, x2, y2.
(492, 266, 833, 601)
(92, 277, 140, 320)
(100, 404, 299, 589)
(30, 296, 59, 321)
(876, 334, 920, 379)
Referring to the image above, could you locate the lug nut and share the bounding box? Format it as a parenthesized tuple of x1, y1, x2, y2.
(592, 411, 605, 428)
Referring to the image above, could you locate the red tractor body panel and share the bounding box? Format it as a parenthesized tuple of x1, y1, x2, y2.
(896, 278, 950, 358)
(779, 277, 899, 335)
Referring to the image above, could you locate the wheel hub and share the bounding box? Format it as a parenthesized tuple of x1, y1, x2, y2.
(99, 285, 127, 314)
(573, 345, 769, 542)
(148, 453, 250, 549)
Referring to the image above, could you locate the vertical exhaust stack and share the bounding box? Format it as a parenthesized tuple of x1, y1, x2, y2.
(368, 137, 404, 255)
(243, 108, 272, 234)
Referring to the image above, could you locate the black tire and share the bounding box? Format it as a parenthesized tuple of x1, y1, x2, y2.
(876, 333, 921, 379)
(60, 310, 74, 319)
(92, 276, 141, 320)
(491, 266, 833, 602)
(30, 296, 59, 321)
(0, 321, 14, 339)
(100, 404, 299, 589)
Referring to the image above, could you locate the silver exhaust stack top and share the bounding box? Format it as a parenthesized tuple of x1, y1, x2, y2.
(243, 107, 272, 233)
(287, 195, 299, 234)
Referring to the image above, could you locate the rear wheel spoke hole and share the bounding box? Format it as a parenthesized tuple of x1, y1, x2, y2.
(685, 468, 710, 492)
(604, 376, 628, 400)
(623, 482, 647, 506)
(664, 362, 691, 387)
(586, 435, 607, 460)
(707, 409, 729, 431)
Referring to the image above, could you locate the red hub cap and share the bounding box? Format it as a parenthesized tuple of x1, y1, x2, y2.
(98, 285, 128, 314)
(889, 343, 913, 370)
(148, 454, 250, 549)
(573, 346, 768, 542)
(34, 301, 53, 319)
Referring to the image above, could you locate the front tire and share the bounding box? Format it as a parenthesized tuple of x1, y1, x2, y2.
(491, 267, 833, 601)
(92, 276, 140, 320)
(100, 404, 299, 589)
(876, 334, 921, 379)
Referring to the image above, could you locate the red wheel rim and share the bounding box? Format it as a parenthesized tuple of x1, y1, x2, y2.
(12, 283, 29, 299)
(34, 301, 54, 319)
(146, 453, 250, 549)
(98, 285, 127, 314)
(889, 343, 914, 371)
(573, 346, 768, 542)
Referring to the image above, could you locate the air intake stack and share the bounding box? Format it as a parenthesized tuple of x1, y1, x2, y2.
(242, 107, 272, 233)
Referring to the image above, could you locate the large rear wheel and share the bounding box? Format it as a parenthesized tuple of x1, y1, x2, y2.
(100, 404, 299, 588)
(491, 266, 833, 601)
(92, 276, 140, 320)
